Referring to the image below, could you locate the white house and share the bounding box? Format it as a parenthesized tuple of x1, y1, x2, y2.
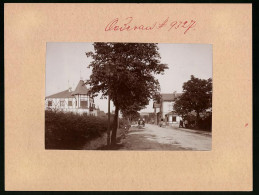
(153, 92, 182, 125)
(45, 80, 97, 116)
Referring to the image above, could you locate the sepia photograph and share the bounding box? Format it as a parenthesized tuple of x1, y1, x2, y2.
(45, 42, 212, 150)
(4, 2, 253, 191)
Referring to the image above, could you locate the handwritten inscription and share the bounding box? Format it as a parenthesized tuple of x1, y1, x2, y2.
(105, 17, 197, 34)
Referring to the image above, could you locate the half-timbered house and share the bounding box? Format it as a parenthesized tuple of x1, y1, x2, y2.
(45, 80, 97, 116)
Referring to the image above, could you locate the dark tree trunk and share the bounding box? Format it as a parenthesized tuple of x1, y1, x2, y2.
(111, 106, 119, 145)
(196, 111, 200, 127)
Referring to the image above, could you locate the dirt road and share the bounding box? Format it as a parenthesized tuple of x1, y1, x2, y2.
(120, 124, 211, 150)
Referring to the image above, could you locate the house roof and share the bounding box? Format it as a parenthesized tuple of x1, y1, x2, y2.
(72, 80, 89, 95)
(46, 80, 89, 99)
(153, 103, 161, 108)
(46, 89, 74, 99)
(161, 93, 182, 101)
(165, 111, 177, 115)
(140, 112, 150, 116)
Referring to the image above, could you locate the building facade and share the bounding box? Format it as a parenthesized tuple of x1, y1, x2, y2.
(153, 92, 182, 125)
(45, 80, 97, 116)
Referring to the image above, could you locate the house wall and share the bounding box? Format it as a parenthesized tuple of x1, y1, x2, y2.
(165, 114, 182, 124)
(45, 97, 77, 109)
(158, 100, 182, 125)
(162, 101, 174, 118)
(154, 107, 160, 114)
(45, 96, 97, 116)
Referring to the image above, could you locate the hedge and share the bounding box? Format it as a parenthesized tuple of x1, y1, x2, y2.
(45, 110, 109, 149)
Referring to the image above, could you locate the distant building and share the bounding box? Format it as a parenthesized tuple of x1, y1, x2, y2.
(139, 112, 155, 123)
(45, 80, 97, 116)
(148, 113, 156, 124)
(97, 108, 106, 118)
(140, 112, 149, 117)
(153, 92, 182, 125)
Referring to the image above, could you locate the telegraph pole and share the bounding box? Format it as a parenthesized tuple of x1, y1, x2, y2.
(107, 93, 111, 146)
(106, 64, 112, 146)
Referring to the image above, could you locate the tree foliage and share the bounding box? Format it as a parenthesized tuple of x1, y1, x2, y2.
(174, 75, 212, 120)
(86, 43, 168, 144)
(121, 103, 143, 121)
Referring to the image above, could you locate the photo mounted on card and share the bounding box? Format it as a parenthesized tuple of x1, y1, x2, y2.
(5, 3, 252, 191)
(45, 42, 212, 151)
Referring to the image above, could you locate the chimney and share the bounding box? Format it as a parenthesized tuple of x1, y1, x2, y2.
(68, 80, 72, 92)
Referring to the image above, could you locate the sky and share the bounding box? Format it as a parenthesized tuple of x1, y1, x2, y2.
(46, 42, 212, 113)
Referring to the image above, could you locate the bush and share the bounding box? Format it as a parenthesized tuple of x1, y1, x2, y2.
(197, 115, 212, 131)
(45, 110, 108, 149)
(118, 118, 130, 128)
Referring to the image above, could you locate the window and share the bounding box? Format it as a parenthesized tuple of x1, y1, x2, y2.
(172, 116, 176, 122)
(48, 101, 52, 107)
(68, 101, 72, 106)
(60, 100, 65, 107)
(80, 101, 88, 108)
(75, 101, 77, 107)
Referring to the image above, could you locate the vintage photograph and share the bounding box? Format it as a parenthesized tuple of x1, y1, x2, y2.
(45, 42, 212, 150)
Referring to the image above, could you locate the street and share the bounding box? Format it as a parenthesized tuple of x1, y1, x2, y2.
(120, 124, 211, 151)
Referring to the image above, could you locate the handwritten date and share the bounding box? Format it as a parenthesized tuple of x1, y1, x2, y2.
(105, 17, 196, 34)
